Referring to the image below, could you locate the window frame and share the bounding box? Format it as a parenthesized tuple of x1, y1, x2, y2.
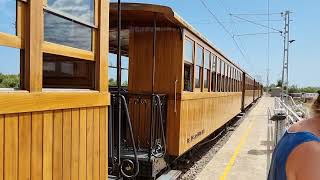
(108, 53, 129, 88)
(203, 50, 211, 92)
(0, 0, 27, 91)
(183, 36, 195, 92)
(194, 44, 204, 91)
(211, 54, 217, 92)
(42, 0, 98, 60)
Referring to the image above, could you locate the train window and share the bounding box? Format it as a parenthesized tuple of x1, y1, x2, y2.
(204, 69, 210, 90)
(221, 61, 225, 92)
(108, 53, 129, 87)
(0, 46, 23, 90)
(184, 38, 194, 63)
(184, 64, 193, 92)
(195, 45, 203, 90)
(231, 68, 234, 92)
(217, 58, 221, 92)
(195, 66, 202, 89)
(211, 54, 216, 92)
(227, 65, 230, 92)
(43, 53, 95, 89)
(184, 38, 194, 92)
(204, 50, 210, 69)
(44, 12, 92, 51)
(204, 50, 210, 91)
(196, 45, 203, 66)
(47, 0, 94, 24)
(0, 1, 16, 35)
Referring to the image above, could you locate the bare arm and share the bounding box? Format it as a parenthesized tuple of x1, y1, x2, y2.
(286, 141, 320, 180)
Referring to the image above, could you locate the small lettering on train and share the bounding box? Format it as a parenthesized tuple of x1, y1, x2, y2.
(187, 129, 205, 144)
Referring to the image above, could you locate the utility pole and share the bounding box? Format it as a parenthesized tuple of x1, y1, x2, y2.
(266, 0, 270, 91)
(281, 11, 291, 98)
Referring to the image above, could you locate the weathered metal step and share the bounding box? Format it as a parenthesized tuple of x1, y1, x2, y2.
(157, 170, 182, 180)
(108, 175, 122, 180)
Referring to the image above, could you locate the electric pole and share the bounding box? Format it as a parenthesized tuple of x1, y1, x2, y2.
(281, 11, 291, 98)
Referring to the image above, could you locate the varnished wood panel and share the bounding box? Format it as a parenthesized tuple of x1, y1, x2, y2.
(31, 112, 43, 180)
(53, 110, 63, 180)
(128, 27, 183, 149)
(86, 108, 94, 180)
(168, 92, 242, 156)
(79, 108, 87, 180)
(0, 92, 109, 115)
(4, 114, 19, 180)
(25, 0, 43, 92)
(19, 113, 32, 180)
(43, 111, 53, 180)
(71, 109, 80, 180)
(128, 27, 183, 96)
(99, 107, 107, 180)
(0, 107, 107, 180)
(63, 110, 72, 180)
(93, 108, 100, 180)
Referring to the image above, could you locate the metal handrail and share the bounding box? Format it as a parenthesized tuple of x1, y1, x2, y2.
(119, 94, 140, 178)
(151, 95, 167, 158)
(275, 97, 302, 122)
(283, 94, 310, 118)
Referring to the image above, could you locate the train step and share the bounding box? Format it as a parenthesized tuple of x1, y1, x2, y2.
(157, 170, 182, 180)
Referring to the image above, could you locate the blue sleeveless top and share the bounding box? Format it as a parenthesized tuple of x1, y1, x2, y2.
(268, 130, 320, 180)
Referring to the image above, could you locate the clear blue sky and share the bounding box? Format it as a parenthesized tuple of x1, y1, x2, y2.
(1, 0, 319, 87)
(110, 0, 319, 87)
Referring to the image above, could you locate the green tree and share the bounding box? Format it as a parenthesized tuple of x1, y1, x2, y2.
(276, 80, 283, 87)
(288, 85, 300, 93)
(109, 78, 117, 86)
(0, 74, 19, 88)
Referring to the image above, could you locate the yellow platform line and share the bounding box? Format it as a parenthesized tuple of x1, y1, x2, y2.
(219, 121, 255, 180)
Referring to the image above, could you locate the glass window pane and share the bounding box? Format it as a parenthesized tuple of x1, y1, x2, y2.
(195, 66, 201, 88)
(217, 58, 220, 73)
(204, 50, 210, 69)
(221, 61, 225, 75)
(204, 70, 209, 88)
(211, 55, 216, 71)
(43, 54, 95, 89)
(0, 46, 21, 89)
(0, 1, 16, 35)
(122, 56, 129, 69)
(121, 69, 128, 86)
(184, 64, 193, 91)
(47, 0, 94, 24)
(109, 53, 117, 67)
(44, 12, 92, 51)
(184, 38, 193, 63)
(109, 67, 117, 86)
(196, 45, 203, 66)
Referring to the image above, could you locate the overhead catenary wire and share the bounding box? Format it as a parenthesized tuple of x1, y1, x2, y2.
(199, 0, 250, 67)
(233, 31, 280, 37)
(230, 13, 282, 16)
(216, 0, 255, 71)
(231, 14, 283, 33)
(190, 19, 282, 25)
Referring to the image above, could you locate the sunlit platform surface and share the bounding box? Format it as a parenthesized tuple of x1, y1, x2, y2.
(196, 96, 275, 180)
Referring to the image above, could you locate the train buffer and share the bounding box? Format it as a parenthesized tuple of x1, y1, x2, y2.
(196, 96, 275, 180)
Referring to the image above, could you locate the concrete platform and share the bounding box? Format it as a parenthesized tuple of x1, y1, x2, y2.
(196, 96, 275, 180)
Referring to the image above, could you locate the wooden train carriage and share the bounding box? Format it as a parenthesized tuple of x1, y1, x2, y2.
(109, 3, 255, 157)
(0, 1, 109, 180)
(243, 73, 255, 109)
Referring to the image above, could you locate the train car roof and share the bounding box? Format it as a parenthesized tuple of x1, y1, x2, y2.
(110, 2, 255, 79)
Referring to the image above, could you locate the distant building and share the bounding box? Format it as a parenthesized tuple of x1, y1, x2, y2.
(302, 93, 318, 103)
(271, 87, 281, 97)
